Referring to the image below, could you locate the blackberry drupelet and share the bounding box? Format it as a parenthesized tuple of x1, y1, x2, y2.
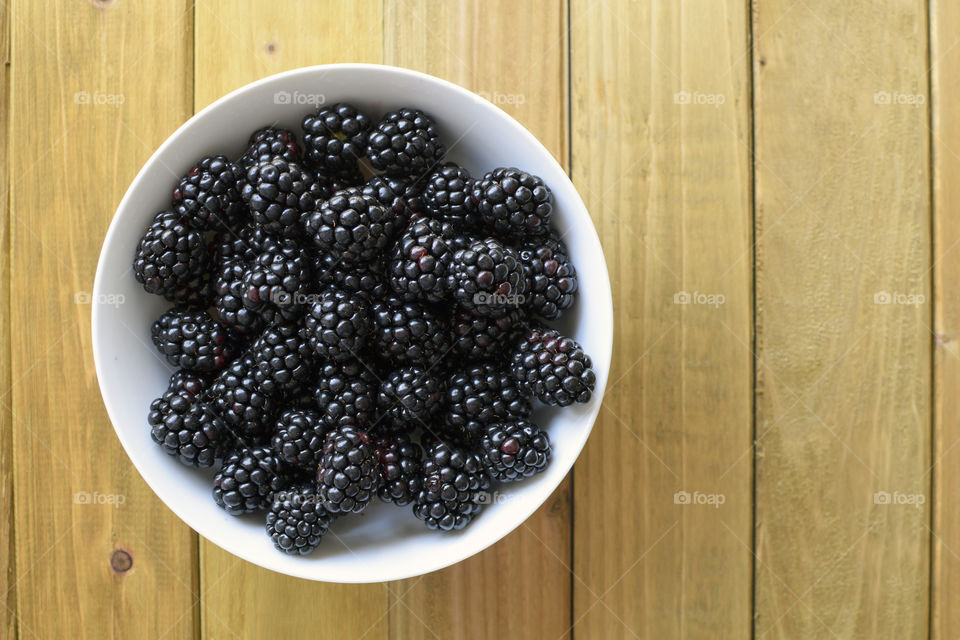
(302, 286, 371, 361)
(133, 210, 206, 300)
(377, 366, 444, 426)
(239, 127, 301, 169)
(317, 425, 381, 514)
(266, 481, 335, 555)
(213, 261, 264, 336)
(241, 240, 312, 320)
(213, 446, 288, 515)
(413, 440, 490, 531)
(172, 155, 244, 230)
(366, 107, 445, 175)
(151, 307, 237, 372)
(362, 174, 425, 233)
(314, 360, 378, 430)
(518, 233, 578, 320)
(272, 408, 327, 470)
(447, 237, 527, 317)
(422, 163, 479, 230)
(148, 393, 224, 468)
(314, 251, 389, 301)
(251, 320, 315, 396)
(450, 308, 526, 361)
(302, 188, 395, 263)
(510, 326, 596, 406)
(371, 294, 451, 364)
(479, 419, 551, 482)
(472, 167, 552, 238)
(209, 352, 278, 438)
(374, 433, 423, 506)
(165, 369, 210, 400)
(301, 103, 370, 171)
(387, 218, 455, 302)
(241, 156, 318, 237)
(444, 363, 531, 443)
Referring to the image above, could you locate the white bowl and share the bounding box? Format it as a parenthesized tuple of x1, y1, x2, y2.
(93, 63, 613, 582)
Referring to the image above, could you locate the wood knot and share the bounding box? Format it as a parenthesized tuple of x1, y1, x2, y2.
(265, 42, 277, 54)
(110, 549, 133, 573)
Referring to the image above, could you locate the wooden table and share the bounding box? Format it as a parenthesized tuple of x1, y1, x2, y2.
(1, 1, 955, 638)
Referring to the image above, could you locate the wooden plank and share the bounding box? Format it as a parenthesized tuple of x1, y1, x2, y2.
(0, 1, 13, 637)
(569, 0, 753, 637)
(752, 1, 931, 637)
(9, 1, 199, 639)
(383, 2, 571, 638)
(193, 3, 390, 639)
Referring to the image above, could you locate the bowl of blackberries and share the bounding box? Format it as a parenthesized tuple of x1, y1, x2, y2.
(93, 64, 612, 582)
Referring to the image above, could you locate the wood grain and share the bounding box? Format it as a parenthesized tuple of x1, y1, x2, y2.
(569, 0, 754, 637)
(383, 2, 572, 639)
(194, 3, 389, 639)
(0, 1, 13, 637)
(752, 1, 931, 637)
(9, 1, 199, 638)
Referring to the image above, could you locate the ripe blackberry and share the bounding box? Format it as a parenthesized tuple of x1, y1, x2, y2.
(241, 240, 312, 319)
(510, 326, 596, 406)
(241, 157, 318, 237)
(151, 307, 237, 372)
(362, 174, 425, 233)
(165, 369, 210, 399)
(373, 433, 422, 506)
(302, 188, 395, 263)
(479, 420, 550, 482)
(377, 366, 444, 427)
(213, 446, 288, 515)
(519, 233, 578, 320)
(366, 107, 445, 175)
(472, 167, 552, 238)
(239, 127, 301, 169)
(209, 352, 278, 438)
(172, 155, 244, 230)
(167, 269, 215, 308)
(266, 482, 335, 555)
(133, 211, 206, 300)
(272, 408, 327, 470)
(148, 393, 224, 468)
(451, 308, 526, 361)
(314, 252, 389, 301)
(314, 360, 378, 430)
(444, 363, 531, 442)
(251, 320, 315, 396)
(302, 286, 371, 361)
(422, 163, 479, 230)
(371, 294, 451, 364)
(213, 223, 277, 268)
(213, 261, 264, 336)
(317, 425, 381, 514)
(301, 103, 370, 171)
(447, 237, 527, 317)
(413, 440, 490, 531)
(313, 168, 365, 200)
(387, 218, 455, 302)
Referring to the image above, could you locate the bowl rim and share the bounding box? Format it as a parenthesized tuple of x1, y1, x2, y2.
(92, 62, 613, 582)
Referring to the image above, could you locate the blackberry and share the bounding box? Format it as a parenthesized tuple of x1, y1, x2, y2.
(366, 107, 445, 175)
(251, 320, 315, 396)
(209, 352, 278, 438)
(213, 223, 276, 267)
(422, 163, 479, 230)
(314, 252, 389, 301)
(519, 233, 578, 320)
(240, 157, 318, 237)
(313, 168, 365, 200)
(151, 307, 237, 372)
(479, 420, 550, 482)
(362, 174, 425, 233)
(377, 366, 444, 427)
(302, 188, 395, 263)
(301, 103, 370, 171)
(387, 218, 455, 302)
(213, 261, 264, 336)
(447, 237, 527, 317)
(314, 360, 378, 430)
(133, 210, 206, 300)
(472, 167, 552, 238)
(444, 363, 531, 442)
(172, 155, 244, 230)
(166, 269, 215, 308)
(239, 127, 301, 169)
(242, 240, 312, 319)
(213, 446, 288, 515)
(510, 326, 596, 406)
(266, 482, 335, 555)
(302, 286, 371, 361)
(373, 433, 422, 506)
(148, 393, 224, 468)
(317, 425, 381, 514)
(371, 294, 451, 364)
(165, 369, 210, 399)
(413, 440, 490, 531)
(451, 308, 526, 361)
(272, 408, 327, 470)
